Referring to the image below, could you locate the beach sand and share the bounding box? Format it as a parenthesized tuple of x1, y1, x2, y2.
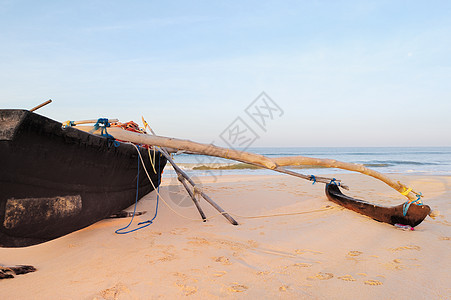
(1, 173, 450, 299)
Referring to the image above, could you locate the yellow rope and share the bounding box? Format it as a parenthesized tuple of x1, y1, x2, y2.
(130, 141, 336, 223)
(228, 206, 334, 219)
(400, 186, 413, 196)
(132, 143, 335, 222)
(147, 147, 157, 174)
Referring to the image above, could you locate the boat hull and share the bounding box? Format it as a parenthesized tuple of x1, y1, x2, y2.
(325, 184, 430, 227)
(0, 110, 167, 247)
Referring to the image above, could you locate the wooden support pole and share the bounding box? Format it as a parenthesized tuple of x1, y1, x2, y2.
(177, 175, 207, 222)
(273, 167, 349, 190)
(142, 120, 236, 225)
(148, 131, 208, 221)
(169, 154, 238, 225)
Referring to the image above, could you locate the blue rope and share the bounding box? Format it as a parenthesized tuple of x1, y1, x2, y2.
(94, 118, 119, 147)
(309, 175, 316, 185)
(402, 193, 423, 216)
(327, 178, 340, 187)
(115, 147, 161, 234)
(93, 118, 109, 131)
(62, 121, 75, 128)
(138, 160, 160, 226)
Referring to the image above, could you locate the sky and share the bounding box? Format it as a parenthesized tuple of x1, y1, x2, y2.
(1, 0, 450, 147)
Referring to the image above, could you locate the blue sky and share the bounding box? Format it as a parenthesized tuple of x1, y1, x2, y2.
(1, 0, 450, 147)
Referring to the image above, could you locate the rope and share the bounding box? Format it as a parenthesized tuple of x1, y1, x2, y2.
(327, 178, 340, 187)
(62, 120, 75, 128)
(138, 158, 161, 226)
(94, 118, 119, 147)
(400, 186, 413, 196)
(228, 206, 334, 219)
(402, 193, 423, 216)
(397, 181, 422, 197)
(131, 143, 336, 222)
(131, 143, 202, 221)
(309, 175, 316, 185)
(147, 147, 157, 174)
(115, 146, 160, 234)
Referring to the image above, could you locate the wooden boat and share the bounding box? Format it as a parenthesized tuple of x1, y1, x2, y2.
(325, 183, 431, 227)
(0, 110, 167, 247)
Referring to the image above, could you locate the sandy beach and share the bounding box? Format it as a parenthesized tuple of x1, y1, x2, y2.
(1, 173, 450, 299)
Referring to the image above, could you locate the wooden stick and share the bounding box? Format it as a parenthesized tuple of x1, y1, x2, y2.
(273, 167, 349, 190)
(177, 175, 207, 221)
(75, 126, 418, 202)
(142, 119, 233, 224)
(64, 118, 119, 126)
(148, 132, 208, 222)
(166, 151, 237, 225)
(242, 160, 349, 190)
(30, 99, 52, 112)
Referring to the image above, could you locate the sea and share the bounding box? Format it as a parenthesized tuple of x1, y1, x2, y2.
(163, 147, 451, 178)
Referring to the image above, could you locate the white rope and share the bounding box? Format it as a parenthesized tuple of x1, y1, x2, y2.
(130, 143, 201, 221)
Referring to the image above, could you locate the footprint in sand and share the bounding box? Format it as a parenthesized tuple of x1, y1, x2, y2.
(282, 263, 313, 274)
(384, 259, 406, 271)
(307, 272, 334, 281)
(256, 271, 272, 276)
(279, 285, 289, 292)
(213, 271, 227, 277)
(99, 282, 130, 300)
(175, 282, 198, 296)
(173, 273, 199, 296)
(364, 279, 383, 286)
(292, 263, 312, 268)
(188, 237, 211, 246)
(385, 258, 421, 270)
(170, 228, 188, 235)
(390, 245, 421, 252)
(213, 256, 232, 265)
(295, 249, 323, 255)
(347, 251, 363, 257)
(338, 275, 356, 282)
(228, 283, 248, 293)
(147, 249, 177, 264)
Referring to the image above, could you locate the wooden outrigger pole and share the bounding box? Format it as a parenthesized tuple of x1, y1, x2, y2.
(74, 124, 431, 227)
(77, 126, 419, 202)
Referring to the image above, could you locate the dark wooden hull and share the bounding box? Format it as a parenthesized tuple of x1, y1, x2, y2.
(0, 110, 167, 247)
(325, 184, 430, 227)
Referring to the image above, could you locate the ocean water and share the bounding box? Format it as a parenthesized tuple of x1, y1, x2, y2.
(163, 147, 451, 178)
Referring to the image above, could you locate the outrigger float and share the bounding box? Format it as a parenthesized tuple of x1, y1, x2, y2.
(1, 104, 432, 249)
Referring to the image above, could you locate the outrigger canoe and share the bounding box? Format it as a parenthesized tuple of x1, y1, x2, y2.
(0, 110, 167, 247)
(325, 183, 431, 227)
